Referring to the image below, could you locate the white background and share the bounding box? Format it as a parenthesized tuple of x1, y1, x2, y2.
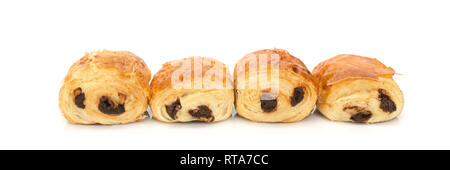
(1, 0, 449, 149)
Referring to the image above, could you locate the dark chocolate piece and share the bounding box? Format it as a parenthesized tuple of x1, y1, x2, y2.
(188, 105, 213, 119)
(74, 88, 86, 109)
(290, 86, 305, 106)
(260, 92, 277, 112)
(343, 106, 359, 111)
(292, 66, 299, 73)
(350, 111, 372, 123)
(378, 89, 396, 113)
(165, 99, 181, 120)
(98, 96, 125, 114)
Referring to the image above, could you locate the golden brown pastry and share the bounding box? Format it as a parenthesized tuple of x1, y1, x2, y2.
(234, 49, 318, 122)
(150, 57, 233, 122)
(312, 54, 404, 123)
(59, 50, 151, 124)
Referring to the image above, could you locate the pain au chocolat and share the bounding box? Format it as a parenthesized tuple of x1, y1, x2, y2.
(59, 50, 151, 124)
(149, 57, 234, 123)
(234, 49, 318, 122)
(312, 54, 404, 123)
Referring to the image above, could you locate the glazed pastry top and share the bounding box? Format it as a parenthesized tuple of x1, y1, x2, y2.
(64, 50, 151, 86)
(233, 48, 314, 84)
(312, 54, 395, 88)
(150, 56, 233, 97)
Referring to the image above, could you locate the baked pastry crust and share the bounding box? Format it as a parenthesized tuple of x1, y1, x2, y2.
(59, 50, 151, 124)
(150, 57, 234, 122)
(312, 54, 404, 123)
(234, 49, 318, 122)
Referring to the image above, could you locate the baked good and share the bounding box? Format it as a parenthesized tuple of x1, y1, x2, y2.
(150, 57, 233, 122)
(59, 50, 151, 124)
(312, 54, 404, 123)
(234, 49, 318, 122)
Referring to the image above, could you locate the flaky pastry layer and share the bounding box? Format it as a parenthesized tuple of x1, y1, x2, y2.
(312, 54, 404, 123)
(150, 57, 233, 122)
(234, 49, 318, 122)
(59, 50, 151, 124)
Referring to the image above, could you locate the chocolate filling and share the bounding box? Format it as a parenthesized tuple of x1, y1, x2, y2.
(165, 99, 181, 120)
(343, 106, 359, 111)
(260, 92, 277, 112)
(188, 105, 213, 119)
(290, 86, 305, 106)
(350, 111, 372, 123)
(378, 89, 396, 113)
(74, 88, 86, 109)
(98, 96, 125, 114)
(292, 67, 299, 73)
